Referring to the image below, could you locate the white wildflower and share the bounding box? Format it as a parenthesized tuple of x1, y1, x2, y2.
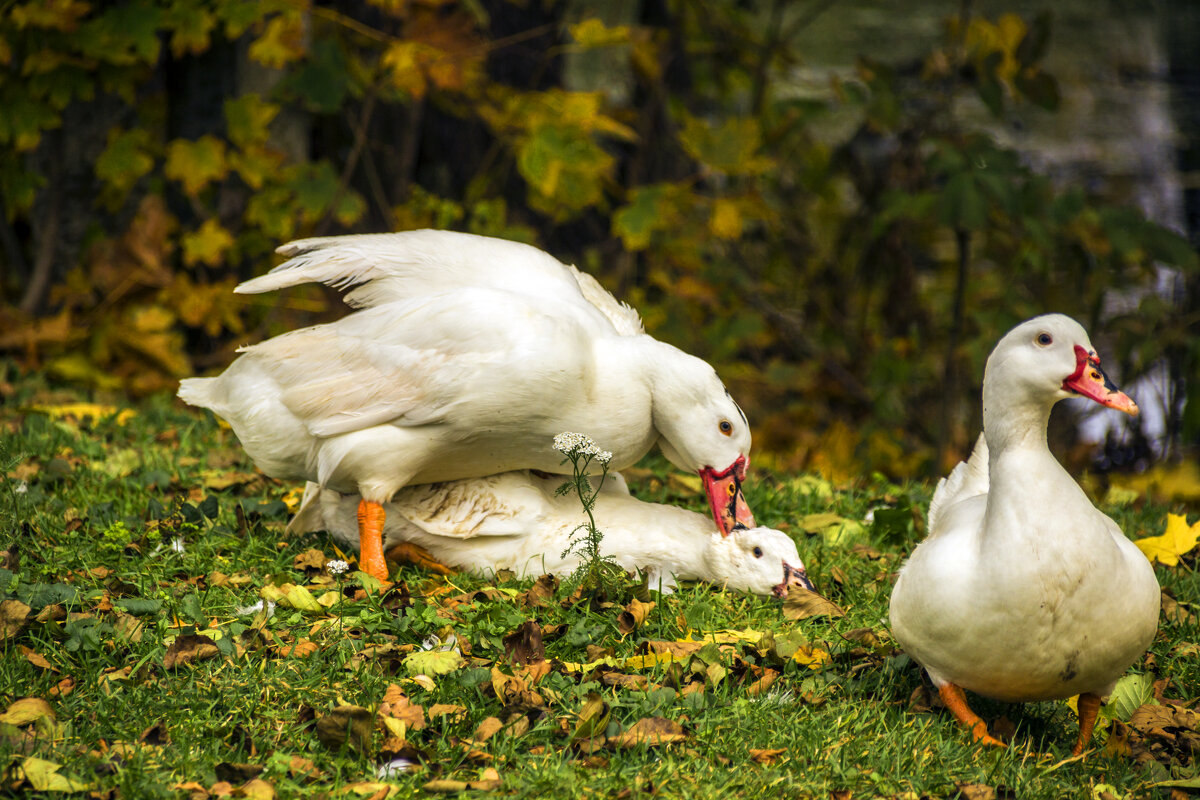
(13, 480, 27, 495)
(552, 432, 612, 465)
(326, 559, 350, 575)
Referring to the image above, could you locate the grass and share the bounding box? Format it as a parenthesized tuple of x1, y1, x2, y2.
(1, 369, 1197, 799)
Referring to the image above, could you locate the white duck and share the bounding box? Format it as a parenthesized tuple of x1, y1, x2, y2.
(288, 470, 814, 597)
(179, 230, 756, 581)
(889, 314, 1159, 755)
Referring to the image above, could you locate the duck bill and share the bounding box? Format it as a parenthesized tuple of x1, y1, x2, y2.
(700, 456, 756, 537)
(1062, 345, 1139, 417)
(773, 561, 816, 598)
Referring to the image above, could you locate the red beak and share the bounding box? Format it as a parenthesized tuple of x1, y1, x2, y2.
(1062, 345, 1139, 417)
(700, 456, 756, 537)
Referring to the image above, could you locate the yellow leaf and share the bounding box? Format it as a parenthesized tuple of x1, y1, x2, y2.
(19, 757, 90, 793)
(709, 197, 743, 239)
(381, 41, 430, 99)
(1135, 514, 1200, 567)
(27, 403, 137, 425)
(568, 18, 632, 48)
(182, 219, 235, 267)
(0, 697, 54, 726)
(791, 646, 831, 670)
(248, 14, 306, 68)
(164, 136, 228, 196)
(261, 584, 324, 613)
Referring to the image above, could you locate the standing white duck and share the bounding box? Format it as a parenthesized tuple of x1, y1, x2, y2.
(889, 314, 1159, 755)
(288, 470, 815, 597)
(179, 230, 756, 581)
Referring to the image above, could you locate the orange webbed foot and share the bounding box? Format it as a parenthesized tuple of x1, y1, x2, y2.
(356, 499, 390, 582)
(385, 541, 457, 576)
(938, 683, 1007, 748)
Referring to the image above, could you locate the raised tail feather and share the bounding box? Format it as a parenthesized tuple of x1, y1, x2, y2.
(927, 433, 989, 534)
(177, 377, 218, 412)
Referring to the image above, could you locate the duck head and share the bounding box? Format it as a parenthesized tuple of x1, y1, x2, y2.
(653, 355, 755, 536)
(709, 526, 812, 597)
(983, 314, 1138, 430)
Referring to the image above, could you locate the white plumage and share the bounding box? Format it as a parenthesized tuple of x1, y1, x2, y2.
(179, 230, 757, 578)
(288, 470, 813, 597)
(889, 314, 1159, 754)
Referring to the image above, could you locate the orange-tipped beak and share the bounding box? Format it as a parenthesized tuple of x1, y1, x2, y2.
(700, 456, 756, 537)
(1063, 345, 1139, 417)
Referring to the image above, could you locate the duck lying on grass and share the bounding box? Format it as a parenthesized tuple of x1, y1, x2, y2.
(889, 314, 1159, 755)
(289, 469, 814, 597)
(179, 230, 757, 581)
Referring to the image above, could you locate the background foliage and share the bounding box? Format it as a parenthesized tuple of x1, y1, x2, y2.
(1, 0, 1196, 477)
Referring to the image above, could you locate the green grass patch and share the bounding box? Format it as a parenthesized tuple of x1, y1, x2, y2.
(1, 372, 1197, 799)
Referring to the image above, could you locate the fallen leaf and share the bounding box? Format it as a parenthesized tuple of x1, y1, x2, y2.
(240, 778, 275, 800)
(748, 747, 786, 764)
(428, 704, 467, 722)
(402, 649, 463, 676)
(520, 574, 559, 607)
(0, 697, 54, 726)
(571, 694, 610, 742)
(0, 599, 30, 640)
(608, 717, 687, 748)
(745, 669, 779, 697)
(19, 646, 56, 671)
(503, 620, 544, 666)
(955, 783, 996, 800)
(782, 586, 846, 620)
(164, 634, 221, 668)
(275, 638, 319, 658)
(260, 583, 323, 613)
(618, 598, 655, 635)
(293, 549, 327, 572)
(1160, 591, 1197, 626)
(18, 756, 91, 792)
(378, 685, 426, 731)
(286, 755, 321, 779)
(472, 717, 503, 743)
(1135, 514, 1200, 567)
(316, 705, 373, 752)
(214, 762, 263, 783)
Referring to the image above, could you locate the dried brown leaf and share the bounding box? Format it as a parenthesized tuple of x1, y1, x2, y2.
(618, 598, 655, 635)
(292, 549, 327, 572)
(428, 704, 467, 722)
(0, 599, 30, 640)
(748, 747, 786, 764)
(163, 634, 220, 669)
(782, 586, 845, 620)
(503, 620, 544, 666)
(315, 705, 373, 752)
(955, 784, 997, 800)
(378, 685, 426, 731)
(745, 669, 779, 697)
(608, 717, 687, 748)
(520, 574, 559, 608)
(213, 762, 263, 783)
(19, 646, 56, 672)
(472, 717, 503, 743)
(239, 778, 275, 800)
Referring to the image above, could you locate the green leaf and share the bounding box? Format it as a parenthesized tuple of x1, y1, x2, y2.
(95, 128, 156, 204)
(517, 125, 612, 218)
(19, 757, 91, 793)
(678, 114, 774, 176)
(165, 136, 228, 196)
(224, 95, 279, 148)
(613, 184, 669, 251)
(1099, 673, 1155, 722)
(182, 219, 235, 267)
(1014, 69, 1060, 111)
(1014, 11, 1053, 66)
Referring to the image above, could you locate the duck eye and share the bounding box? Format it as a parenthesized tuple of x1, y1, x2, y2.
(1036, 333, 1053, 346)
(752, 547, 763, 558)
(719, 420, 733, 436)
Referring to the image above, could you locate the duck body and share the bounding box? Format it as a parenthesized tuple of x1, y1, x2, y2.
(179, 231, 757, 579)
(290, 470, 813, 597)
(891, 435, 1158, 703)
(889, 314, 1159, 752)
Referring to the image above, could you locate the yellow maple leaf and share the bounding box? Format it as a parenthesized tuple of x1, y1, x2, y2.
(1135, 514, 1200, 567)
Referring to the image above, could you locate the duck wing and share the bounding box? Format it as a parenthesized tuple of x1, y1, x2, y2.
(237, 229, 644, 336)
(926, 433, 989, 537)
(239, 289, 593, 438)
